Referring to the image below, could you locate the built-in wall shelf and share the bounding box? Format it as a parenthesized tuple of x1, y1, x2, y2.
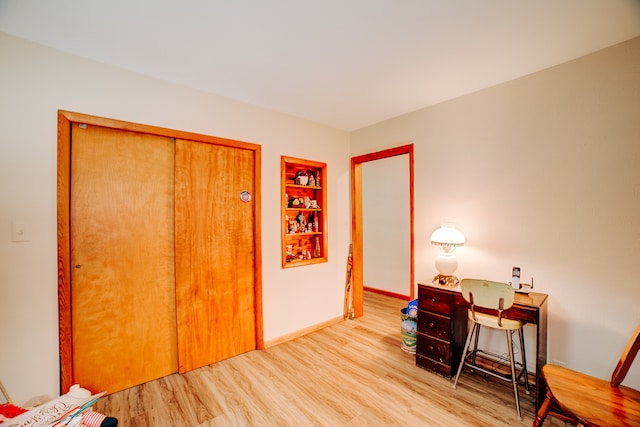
(281, 156, 327, 268)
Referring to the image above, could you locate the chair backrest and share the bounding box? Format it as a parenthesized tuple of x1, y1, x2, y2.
(460, 279, 515, 310)
(611, 324, 640, 387)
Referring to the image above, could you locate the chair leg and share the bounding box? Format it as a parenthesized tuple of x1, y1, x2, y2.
(453, 322, 476, 389)
(506, 330, 522, 420)
(533, 389, 553, 426)
(518, 328, 530, 394)
(471, 323, 481, 366)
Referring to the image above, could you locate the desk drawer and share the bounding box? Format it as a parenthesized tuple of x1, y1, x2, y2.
(471, 305, 538, 324)
(504, 305, 538, 324)
(417, 310, 451, 341)
(416, 354, 452, 377)
(416, 332, 451, 364)
(418, 286, 452, 316)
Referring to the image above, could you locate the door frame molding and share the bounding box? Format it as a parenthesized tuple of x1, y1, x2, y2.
(57, 110, 263, 393)
(350, 144, 414, 317)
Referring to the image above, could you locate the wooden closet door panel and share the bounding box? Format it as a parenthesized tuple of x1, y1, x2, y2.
(70, 124, 177, 393)
(175, 139, 256, 373)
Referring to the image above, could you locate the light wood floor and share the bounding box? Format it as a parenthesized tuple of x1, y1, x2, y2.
(94, 292, 567, 426)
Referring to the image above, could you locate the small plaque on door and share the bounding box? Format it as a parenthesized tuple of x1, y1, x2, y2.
(240, 191, 251, 203)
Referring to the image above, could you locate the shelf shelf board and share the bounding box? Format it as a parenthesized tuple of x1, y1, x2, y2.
(285, 232, 323, 236)
(284, 256, 327, 267)
(286, 184, 322, 189)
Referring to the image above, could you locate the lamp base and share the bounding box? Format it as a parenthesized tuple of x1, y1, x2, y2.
(432, 274, 460, 287)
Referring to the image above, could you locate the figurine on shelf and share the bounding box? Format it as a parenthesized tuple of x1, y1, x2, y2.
(295, 170, 309, 185)
(310, 199, 318, 209)
(304, 196, 311, 208)
(296, 211, 306, 231)
(314, 236, 321, 257)
(308, 174, 316, 187)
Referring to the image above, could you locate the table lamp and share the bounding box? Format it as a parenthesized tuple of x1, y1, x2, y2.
(430, 223, 465, 286)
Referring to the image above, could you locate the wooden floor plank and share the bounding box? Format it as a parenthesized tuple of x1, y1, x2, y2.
(94, 292, 566, 426)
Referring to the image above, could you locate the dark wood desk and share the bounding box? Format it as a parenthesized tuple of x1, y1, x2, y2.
(416, 282, 548, 409)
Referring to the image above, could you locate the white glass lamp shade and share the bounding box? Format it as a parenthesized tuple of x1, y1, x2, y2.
(430, 225, 465, 248)
(430, 224, 465, 286)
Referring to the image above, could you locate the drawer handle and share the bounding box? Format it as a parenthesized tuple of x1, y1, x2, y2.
(430, 298, 436, 303)
(429, 322, 435, 328)
(428, 346, 434, 351)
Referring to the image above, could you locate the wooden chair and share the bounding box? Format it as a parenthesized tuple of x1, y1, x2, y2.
(534, 324, 640, 426)
(452, 279, 530, 420)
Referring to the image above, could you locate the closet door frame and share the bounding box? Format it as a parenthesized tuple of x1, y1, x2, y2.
(57, 110, 263, 393)
(350, 144, 414, 318)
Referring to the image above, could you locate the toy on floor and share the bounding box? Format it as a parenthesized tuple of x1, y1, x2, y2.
(1, 384, 116, 427)
(0, 380, 27, 423)
(0, 402, 28, 419)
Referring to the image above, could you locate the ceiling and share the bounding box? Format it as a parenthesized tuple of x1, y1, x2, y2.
(1, 0, 639, 131)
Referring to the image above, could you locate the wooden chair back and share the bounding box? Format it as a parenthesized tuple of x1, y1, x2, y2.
(611, 324, 640, 387)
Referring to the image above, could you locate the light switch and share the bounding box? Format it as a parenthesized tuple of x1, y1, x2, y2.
(12, 223, 29, 242)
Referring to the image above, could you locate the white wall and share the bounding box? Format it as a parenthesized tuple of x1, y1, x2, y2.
(0, 32, 351, 405)
(3, 29, 638, 406)
(352, 37, 640, 387)
(362, 155, 411, 296)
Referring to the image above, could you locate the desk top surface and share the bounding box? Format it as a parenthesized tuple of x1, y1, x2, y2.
(418, 281, 548, 308)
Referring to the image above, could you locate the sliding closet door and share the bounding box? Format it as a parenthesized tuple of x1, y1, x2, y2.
(174, 139, 257, 373)
(70, 124, 177, 393)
